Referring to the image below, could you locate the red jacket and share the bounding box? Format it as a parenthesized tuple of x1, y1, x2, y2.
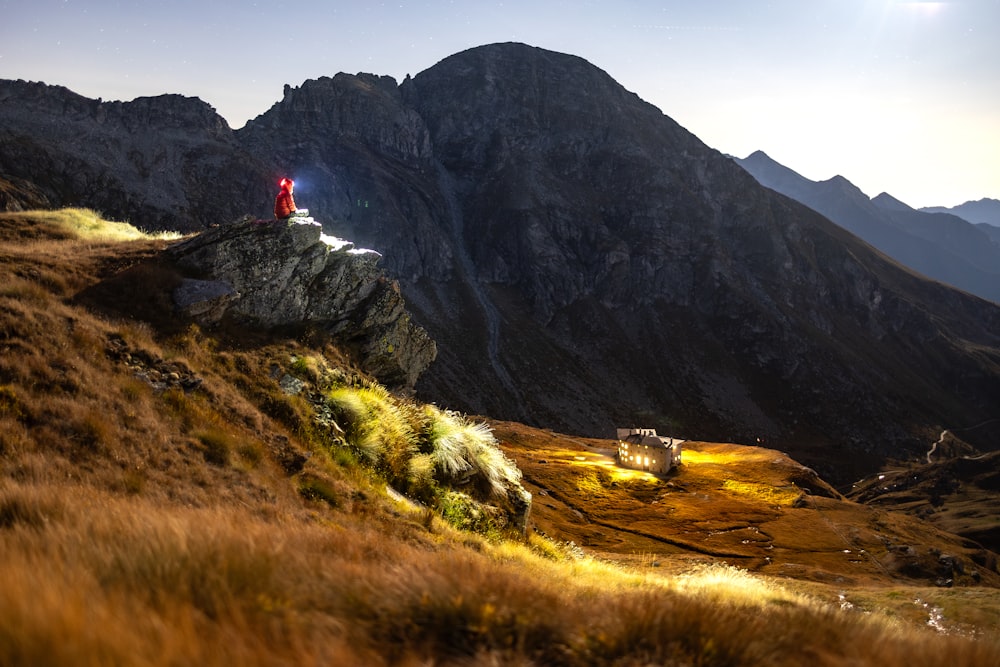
(274, 189, 297, 219)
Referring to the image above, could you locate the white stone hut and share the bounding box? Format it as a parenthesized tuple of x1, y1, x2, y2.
(616, 428, 682, 474)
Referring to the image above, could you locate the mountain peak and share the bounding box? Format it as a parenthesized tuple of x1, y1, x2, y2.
(743, 149, 775, 163)
(871, 192, 914, 212)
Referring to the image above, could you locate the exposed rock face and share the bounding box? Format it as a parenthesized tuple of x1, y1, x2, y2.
(0, 174, 52, 211)
(4, 45, 1000, 483)
(167, 218, 436, 388)
(235, 73, 453, 283)
(0, 79, 272, 231)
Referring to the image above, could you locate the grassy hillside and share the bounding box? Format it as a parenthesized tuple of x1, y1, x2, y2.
(2, 209, 1000, 666)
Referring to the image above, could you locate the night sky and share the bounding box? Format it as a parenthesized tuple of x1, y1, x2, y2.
(2, 0, 998, 208)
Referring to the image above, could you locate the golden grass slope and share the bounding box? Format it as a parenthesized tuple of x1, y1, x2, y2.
(2, 209, 1000, 665)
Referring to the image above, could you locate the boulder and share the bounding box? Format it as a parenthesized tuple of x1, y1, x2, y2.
(167, 217, 436, 389)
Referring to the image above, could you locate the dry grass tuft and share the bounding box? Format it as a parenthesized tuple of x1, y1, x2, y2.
(6, 478, 995, 667)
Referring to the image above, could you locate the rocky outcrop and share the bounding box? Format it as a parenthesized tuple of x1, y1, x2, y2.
(167, 218, 436, 389)
(0, 174, 52, 211)
(235, 73, 454, 283)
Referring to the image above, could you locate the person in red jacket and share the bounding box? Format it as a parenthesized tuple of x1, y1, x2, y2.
(274, 177, 297, 220)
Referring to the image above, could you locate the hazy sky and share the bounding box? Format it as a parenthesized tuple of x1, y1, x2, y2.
(2, 0, 997, 208)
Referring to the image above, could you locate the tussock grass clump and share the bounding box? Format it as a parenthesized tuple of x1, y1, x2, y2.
(0, 385, 23, 420)
(722, 479, 801, 506)
(195, 428, 234, 466)
(323, 384, 529, 536)
(0, 485, 66, 530)
(437, 489, 506, 536)
(327, 381, 418, 483)
(325, 384, 526, 521)
(423, 405, 523, 498)
(0, 276, 51, 303)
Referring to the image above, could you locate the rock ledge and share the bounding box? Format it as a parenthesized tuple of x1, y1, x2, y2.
(167, 218, 436, 388)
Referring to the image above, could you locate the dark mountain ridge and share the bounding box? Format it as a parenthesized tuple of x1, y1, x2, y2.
(0, 79, 271, 231)
(3, 43, 1000, 483)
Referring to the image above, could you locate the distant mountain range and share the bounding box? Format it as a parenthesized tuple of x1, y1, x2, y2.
(735, 151, 1000, 305)
(921, 198, 1000, 227)
(922, 199, 1000, 245)
(3, 44, 1000, 483)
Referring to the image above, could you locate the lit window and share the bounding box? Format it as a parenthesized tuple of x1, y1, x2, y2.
(644, 457, 650, 466)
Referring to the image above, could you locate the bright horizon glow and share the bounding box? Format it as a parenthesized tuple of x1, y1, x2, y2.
(900, 1, 948, 17)
(1, 0, 997, 209)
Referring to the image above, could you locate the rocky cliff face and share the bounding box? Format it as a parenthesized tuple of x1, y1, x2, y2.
(167, 218, 436, 389)
(235, 74, 453, 283)
(4, 45, 1000, 482)
(0, 79, 271, 230)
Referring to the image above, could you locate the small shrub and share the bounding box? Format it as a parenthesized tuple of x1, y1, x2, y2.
(0, 385, 23, 420)
(236, 440, 265, 467)
(195, 429, 232, 466)
(298, 474, 341, 507)
(437, 490, 505, 538)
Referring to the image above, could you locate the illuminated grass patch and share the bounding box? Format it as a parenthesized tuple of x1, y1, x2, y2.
(722, 479, 801, 506)
(42, 208, 182, 241)
(326, 385, 524, 518)
(682, 448, 752, 466)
